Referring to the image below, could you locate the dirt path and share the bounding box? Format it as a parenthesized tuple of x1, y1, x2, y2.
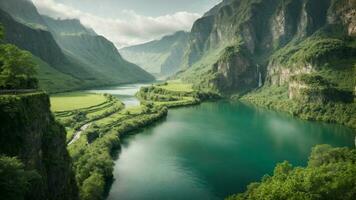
(68, 123, 92, 145)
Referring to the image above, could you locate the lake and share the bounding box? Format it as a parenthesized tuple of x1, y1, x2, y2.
(92, 85, 355, 200)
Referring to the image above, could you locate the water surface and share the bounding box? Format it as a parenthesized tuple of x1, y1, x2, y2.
(87, 83, 151, 106)
(106, 100, 354, 200)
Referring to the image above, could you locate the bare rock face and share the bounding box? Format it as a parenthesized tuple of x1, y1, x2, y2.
(267, 63, 314, 86)
(328, 0, 356, 36)
(178, 0, 355, 95)
(211, 51, 258, 93)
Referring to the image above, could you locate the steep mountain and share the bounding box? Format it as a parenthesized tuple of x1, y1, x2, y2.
(41, 16, 96, 36)
(0, 9, 90, 92)
(0, 0, 154, 92)
(0, 93, 78, 200)
(43, 16, 154, 84)
(177, 0, 356, 96)
(0, 0, 47, 29)
(120, 31, 190, 76)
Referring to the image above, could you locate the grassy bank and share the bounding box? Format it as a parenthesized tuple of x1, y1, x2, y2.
(137, 80, 220, 108)
(240, 85, 356, 130)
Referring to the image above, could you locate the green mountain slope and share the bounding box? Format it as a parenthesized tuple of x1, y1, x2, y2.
(0, 0, 154, 92)
(0, 0, 47, 29)
(177, 0, 356, 96)
(120, 31, 189, 76)
(43, 16, 154, 84)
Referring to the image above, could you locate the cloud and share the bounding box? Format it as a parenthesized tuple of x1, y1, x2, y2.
(32, 0, 200, 47)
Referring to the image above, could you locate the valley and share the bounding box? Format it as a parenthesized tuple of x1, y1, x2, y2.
(0, 0, 355, 200)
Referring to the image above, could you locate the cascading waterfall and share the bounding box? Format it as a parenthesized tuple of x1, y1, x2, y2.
(259, 72, 262, 87)
(257, 64, 263, 87)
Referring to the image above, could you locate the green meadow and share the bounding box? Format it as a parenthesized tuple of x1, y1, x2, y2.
(51, 92, 107, 112)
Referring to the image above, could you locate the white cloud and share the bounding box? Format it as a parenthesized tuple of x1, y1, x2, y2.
(32, 0, 200, 47)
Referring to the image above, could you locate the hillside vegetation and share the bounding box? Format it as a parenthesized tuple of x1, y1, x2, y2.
(50, 91, 167, 199)
(228, 145, 356, 200)
(0, 0, 154, 93)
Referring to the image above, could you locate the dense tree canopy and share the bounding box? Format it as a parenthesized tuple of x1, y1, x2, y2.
(227, 145, 356, 200)
(0, 24, 37, 89)
(0, 156, 40, 200)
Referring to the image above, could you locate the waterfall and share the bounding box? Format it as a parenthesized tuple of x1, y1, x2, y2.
(257, 64, 263, 88)
(259, 72, 262, 87)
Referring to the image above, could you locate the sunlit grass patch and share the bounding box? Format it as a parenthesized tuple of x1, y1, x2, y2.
(50, 92, 106, 112)
(157, 80, 194, 92)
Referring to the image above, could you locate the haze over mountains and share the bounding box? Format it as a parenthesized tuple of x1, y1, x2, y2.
(0, 0, 154, 93)
(120, 31, 189, 77)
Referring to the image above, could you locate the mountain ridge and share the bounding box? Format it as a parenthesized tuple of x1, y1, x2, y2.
(0, 0, 154, 93)
(120, 31, 190, 76)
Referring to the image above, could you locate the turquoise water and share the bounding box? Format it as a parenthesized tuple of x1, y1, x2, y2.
(107, 101, 355, 200)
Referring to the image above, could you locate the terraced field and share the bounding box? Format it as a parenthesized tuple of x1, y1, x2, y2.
(51, 93, 124, 142)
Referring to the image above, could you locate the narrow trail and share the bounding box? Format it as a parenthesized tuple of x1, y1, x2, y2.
(68, 123, 92, 145)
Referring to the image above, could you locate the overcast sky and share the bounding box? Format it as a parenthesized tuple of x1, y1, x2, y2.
(31, 0, 221, 48)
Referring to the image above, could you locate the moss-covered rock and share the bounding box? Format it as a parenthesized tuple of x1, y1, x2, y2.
(0, 92, 78, 200)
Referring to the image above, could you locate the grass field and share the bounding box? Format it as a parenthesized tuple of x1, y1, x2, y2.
(50, 92, 107, 112)
(157, 80, 194, 92)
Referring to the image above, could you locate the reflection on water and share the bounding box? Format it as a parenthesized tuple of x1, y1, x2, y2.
(107, 101, 354, 200)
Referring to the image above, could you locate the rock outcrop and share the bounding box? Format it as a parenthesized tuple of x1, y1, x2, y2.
(0, 93, 79, 200)
(177, 0, 356, 96)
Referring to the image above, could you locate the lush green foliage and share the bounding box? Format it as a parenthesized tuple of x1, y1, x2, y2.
(0, 44, 37, 89)
(0, 156, 40, 200)
(227, 145, 356, 200)
(271, 37, 348, 66)
(68, 105, 168, 200)
(80, 173, 105, 200)
(0, 92, 79, 199)
(137, 81, 220, 108)
(51, 90, 169, 200)
(241, 86, 356, 129)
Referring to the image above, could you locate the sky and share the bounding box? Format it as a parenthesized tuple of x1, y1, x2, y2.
(31, 0, 222, 48)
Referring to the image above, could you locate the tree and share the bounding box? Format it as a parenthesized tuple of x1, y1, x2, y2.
(0, 24, 4, 41)
(80, 173, 105, 200)
(227, 145, 356, 200)
(0, 156, 40, 200)
(0, 24, 37, 89)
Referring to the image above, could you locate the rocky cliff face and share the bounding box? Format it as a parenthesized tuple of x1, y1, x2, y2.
(0, 93, 78, 200)
(178, 0, 356, 95)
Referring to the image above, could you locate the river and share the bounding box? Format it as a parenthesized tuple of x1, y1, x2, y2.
(89, 84, 355, 200)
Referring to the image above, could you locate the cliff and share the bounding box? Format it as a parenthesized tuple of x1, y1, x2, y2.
(0, 93, 78, 200)
(177, 0, 356, 96)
